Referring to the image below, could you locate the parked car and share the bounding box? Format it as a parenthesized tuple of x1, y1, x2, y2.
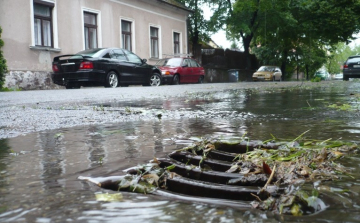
(252, 66, 282, 81)
(51, 48, 162, 89)
(333, 73, 343, 80)
(155, 56, 205, 85)
(314, 70, 330, 80)
(343, 55, 360, 80)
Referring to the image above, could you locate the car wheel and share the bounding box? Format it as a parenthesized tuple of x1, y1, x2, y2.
(172, 75, 180, 85)
(65, 83, 80, 89)
(149, 73, 161, 86)
(198, 76, 204, 84)
(105, 71, 119, 88)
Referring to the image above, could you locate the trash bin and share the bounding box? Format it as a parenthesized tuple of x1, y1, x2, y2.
(228, 69, 239, 82)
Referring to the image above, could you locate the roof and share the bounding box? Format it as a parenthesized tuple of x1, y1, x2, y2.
(157, 0, 193, 13)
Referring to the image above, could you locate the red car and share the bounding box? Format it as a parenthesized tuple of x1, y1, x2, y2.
(155, 57, 205, 85)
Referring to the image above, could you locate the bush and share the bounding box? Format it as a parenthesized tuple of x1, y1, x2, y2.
(311, 77, 321, 82)
(0, 26, 8, 90)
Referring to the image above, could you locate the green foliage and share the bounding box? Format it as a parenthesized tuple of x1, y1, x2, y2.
(326, 43, 360, 74)
(311, 77, 322, 82)
(204, 0, 360, 78)
(177, 0, 211, 47)
(0, 26, 8, 90)
(230, 41, 239, 49)
(328, 103, 353, 111)
(294, 0, 360, 45)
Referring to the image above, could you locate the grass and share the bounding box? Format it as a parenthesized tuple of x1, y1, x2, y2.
(0, 87, 21, 92)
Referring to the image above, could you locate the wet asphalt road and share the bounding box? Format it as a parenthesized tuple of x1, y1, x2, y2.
(1, 80, 360, 223)
(0, 81, 343, 139)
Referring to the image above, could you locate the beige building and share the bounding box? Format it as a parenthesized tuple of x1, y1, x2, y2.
(0, 0, 191, 90)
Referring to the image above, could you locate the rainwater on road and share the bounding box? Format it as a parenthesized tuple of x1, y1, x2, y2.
(0, 81, 360, 222)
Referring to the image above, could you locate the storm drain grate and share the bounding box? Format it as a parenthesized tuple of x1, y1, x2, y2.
(79, 138, 358, 216)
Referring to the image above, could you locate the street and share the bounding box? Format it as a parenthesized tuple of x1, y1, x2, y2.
(0, 81, 340, 139)
(1, 80, 360, 222)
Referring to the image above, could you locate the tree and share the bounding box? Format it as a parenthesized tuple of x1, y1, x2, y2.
(177, 0, 211, 56)
(287, 0, 360, 79)
(0, 26, 7, 89)
(206, 0, 360, 77)
(230, 41, 239, 50)
(326, 43, 352, 74)
(207, 0, 257, 68)
(326, 43, 360, 75)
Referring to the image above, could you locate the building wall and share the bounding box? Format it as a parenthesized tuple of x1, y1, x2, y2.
(0, 0, 190, 90)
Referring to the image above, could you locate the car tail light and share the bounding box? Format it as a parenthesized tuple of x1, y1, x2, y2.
(343, 64, 348, 69)
(52, 64, 59, 72)
(79, 61, 94, 69)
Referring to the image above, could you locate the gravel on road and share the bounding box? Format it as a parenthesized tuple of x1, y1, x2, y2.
(0, 81, 349, 139)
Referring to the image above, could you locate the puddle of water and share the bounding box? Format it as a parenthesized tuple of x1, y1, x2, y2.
(1, 85, 360, 222)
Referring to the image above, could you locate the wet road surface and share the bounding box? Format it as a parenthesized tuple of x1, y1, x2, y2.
(1, 81, 360, 222)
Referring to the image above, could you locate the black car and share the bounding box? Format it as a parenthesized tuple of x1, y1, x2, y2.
(51, 48, 162, 89)
(343, 55, 360, 81)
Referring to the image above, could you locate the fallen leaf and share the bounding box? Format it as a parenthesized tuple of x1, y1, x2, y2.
(263, 161, 272, 175)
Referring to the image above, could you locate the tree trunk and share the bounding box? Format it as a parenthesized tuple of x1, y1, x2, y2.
(281, 50, 288, 80)
(305, 65, 309, 80)
(243, 35, 253, 69)
(192, 0, 199, 57)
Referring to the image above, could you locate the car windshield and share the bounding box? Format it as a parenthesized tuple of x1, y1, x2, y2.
(71, 49, 105, 59)
(156, 58, 182, 67)
(257, 66, 275, 72)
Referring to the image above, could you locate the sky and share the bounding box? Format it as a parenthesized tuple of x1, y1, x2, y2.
(349, 35, 360, 49)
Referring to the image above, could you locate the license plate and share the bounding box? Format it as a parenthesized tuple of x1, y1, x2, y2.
(353, 65, 360, 68)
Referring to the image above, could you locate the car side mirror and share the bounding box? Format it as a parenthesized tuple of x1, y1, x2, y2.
(142, 59, 147, 64)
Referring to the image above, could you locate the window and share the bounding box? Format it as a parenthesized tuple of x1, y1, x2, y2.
(112, 49, 127, 61)
(33, 1, 53, 47)
(189, 59, 199, 67)
(84, 12, 97, 49)
(123, 49, 142, 64)
(182, 59, 190, 67)
(174, 32, 180, 55)
(121, 20, 132, 51)
(150, 27, 159, 58)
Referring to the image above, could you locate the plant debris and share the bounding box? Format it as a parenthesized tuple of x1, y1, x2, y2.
(79, 134, 358, 216)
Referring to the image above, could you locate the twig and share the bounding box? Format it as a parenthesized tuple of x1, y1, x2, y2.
(306, 100, 311, 107)
(251, 193, 262, 202)
(262, 164, 276, 191)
